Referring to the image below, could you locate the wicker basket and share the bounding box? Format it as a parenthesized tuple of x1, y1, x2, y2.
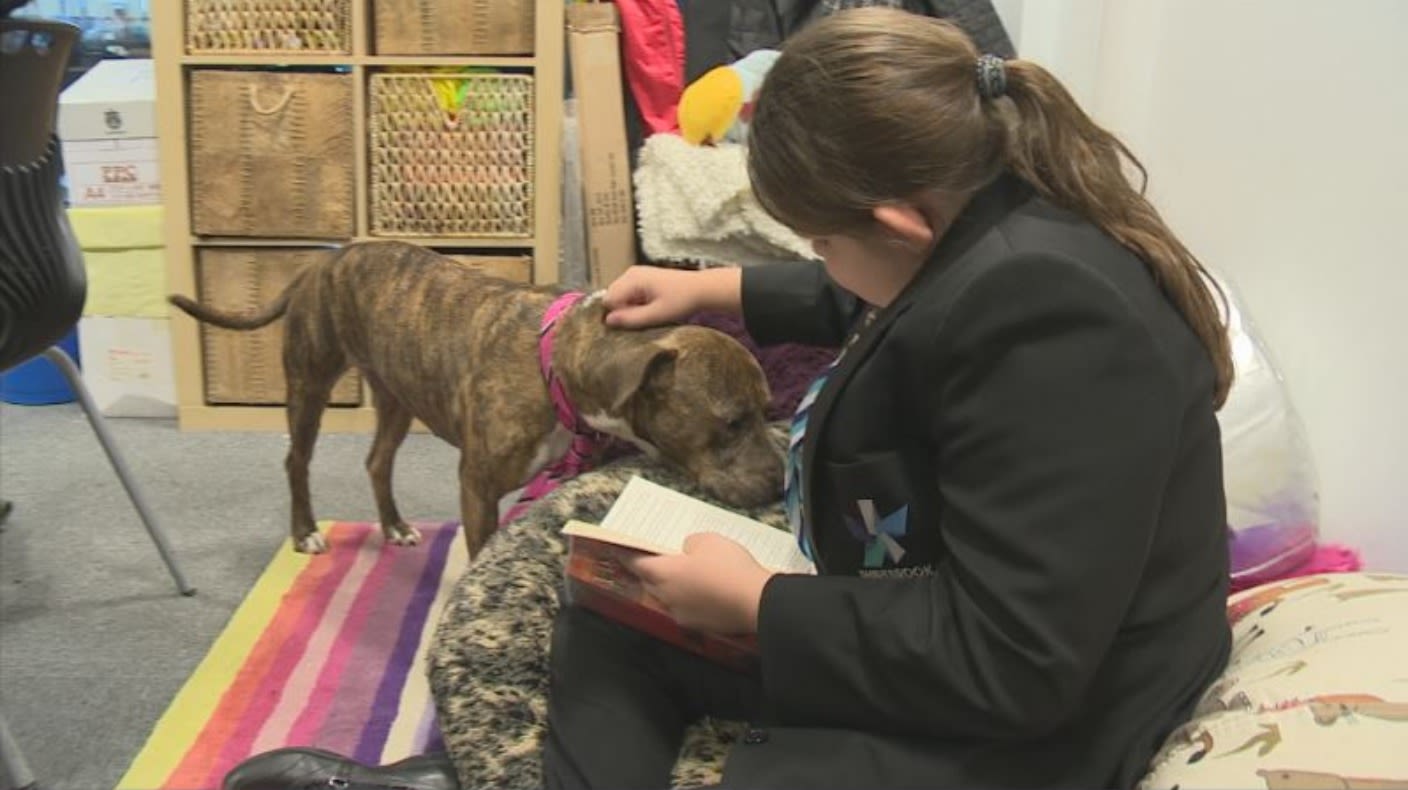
(446, 253, 533, 283)
(369, 71, 534, 238)
(189, 70, 355, 239)
(186, 0, 352, 54)
(372, 0, 534, 55)
(196, 247, 362, 406)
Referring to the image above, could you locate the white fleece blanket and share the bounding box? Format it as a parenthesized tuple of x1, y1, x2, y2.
(634, 133, 819, 268)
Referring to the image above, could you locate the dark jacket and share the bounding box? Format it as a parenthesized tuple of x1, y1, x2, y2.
(728, 175, 1232, 789)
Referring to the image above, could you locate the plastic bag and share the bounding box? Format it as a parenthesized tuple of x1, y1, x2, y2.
(1213, 273, 1321, 587)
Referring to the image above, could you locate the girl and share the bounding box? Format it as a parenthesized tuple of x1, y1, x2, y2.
(553, 7, 1233, 789)
(223, 7, 1232, 790)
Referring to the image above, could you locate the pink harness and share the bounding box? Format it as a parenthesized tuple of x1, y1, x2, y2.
(500, 292, 609, 524)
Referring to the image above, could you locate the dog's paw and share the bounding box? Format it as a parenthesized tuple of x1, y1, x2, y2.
(295, 532, 329, 554)
(384, 522, 422, 547)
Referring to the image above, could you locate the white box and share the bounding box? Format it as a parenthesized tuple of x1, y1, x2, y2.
(77, 316, 177, 418)
(60, 59, 160, 206)
(63, 138, 161, 206)
(58, 59, 156, 141)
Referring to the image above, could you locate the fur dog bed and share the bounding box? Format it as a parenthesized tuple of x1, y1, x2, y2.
(427, 429, 790, 790)
(634, 133, 818, 269)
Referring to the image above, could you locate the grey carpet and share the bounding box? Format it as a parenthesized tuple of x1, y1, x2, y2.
(0, 403, 461, 790)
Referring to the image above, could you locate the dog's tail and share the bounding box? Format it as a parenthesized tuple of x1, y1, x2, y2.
(168, 279, 295, 331)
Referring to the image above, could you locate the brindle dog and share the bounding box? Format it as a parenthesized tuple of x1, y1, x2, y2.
(170, 241, 783, 557)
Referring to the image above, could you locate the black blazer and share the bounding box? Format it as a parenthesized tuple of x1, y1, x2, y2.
(729, 175, 1232, 789)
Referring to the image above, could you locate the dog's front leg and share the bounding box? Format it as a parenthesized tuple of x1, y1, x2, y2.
(457, 449, 500, 560)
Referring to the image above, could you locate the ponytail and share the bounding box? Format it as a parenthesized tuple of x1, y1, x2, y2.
(996, 60, 1234, 408)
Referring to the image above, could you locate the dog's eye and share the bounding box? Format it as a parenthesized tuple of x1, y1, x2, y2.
(726, 417, 746, 433)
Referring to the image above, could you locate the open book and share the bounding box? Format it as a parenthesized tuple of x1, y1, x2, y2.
(562, 476, 814, 671)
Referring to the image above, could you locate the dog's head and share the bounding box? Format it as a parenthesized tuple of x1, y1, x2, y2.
(584, 325, 784, 509)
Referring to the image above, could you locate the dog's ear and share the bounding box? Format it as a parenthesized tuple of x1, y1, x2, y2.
(607, 344, 679, 414)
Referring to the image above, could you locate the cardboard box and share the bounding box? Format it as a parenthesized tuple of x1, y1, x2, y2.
(60, 59, 160, 206)
(69, 204, 168, 318)
(567, 3, 635, 287)
(58, 59, 157, 141)
(77, 316, 177, 418)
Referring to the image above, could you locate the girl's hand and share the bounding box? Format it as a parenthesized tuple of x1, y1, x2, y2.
(602, 266, 742, 329)
(623, 532, 775, 636)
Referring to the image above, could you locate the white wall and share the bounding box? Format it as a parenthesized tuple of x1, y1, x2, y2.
(995, 1, 1408, 570)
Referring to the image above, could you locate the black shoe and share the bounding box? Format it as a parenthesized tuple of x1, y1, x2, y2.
(222, 747, 460, 790)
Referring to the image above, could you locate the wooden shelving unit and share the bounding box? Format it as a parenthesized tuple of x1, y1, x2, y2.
(152, 1, 565, 432)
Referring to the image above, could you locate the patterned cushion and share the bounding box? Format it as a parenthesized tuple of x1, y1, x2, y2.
(1140, 573, 1408, 790)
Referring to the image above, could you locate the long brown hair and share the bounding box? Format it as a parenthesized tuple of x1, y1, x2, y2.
(747, 8, 1233, 407)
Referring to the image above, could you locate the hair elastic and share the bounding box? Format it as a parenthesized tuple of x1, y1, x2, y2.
(976, 54, 1008, 100)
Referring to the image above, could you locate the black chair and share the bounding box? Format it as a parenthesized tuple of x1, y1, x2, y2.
(1, 16, 195, 790)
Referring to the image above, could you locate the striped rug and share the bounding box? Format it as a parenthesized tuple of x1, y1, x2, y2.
(118, 521, 467, 790)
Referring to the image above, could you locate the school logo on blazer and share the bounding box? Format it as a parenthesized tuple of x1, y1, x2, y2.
(846, 499, 909, 569)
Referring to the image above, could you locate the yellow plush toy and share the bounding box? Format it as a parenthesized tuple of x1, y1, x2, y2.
(677, 49, 780, 146)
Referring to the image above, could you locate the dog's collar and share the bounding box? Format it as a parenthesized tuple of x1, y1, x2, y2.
(502, 292, 603, 526)
(503, 292, 620, 525)
(539, 291, 595, 438)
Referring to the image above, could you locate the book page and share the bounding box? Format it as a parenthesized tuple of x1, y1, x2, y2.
(584, 476, 815, 574)
(562, 521, 672, 556)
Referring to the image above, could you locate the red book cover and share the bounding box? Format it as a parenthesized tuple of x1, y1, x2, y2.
(564, 534, 760, 673)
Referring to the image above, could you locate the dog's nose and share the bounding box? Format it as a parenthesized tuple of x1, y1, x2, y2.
(708, 472, 783, 509)
(696, 440, 785, 508)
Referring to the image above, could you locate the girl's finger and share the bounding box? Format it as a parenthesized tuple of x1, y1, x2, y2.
(622, 552, 674, 583)
(682, 531, 734, 553)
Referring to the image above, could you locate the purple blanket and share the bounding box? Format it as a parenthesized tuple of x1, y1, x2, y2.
(687, 311, 837, 421)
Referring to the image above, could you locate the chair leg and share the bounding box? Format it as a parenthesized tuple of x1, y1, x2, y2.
(1, 411, 9, 530)
(0, 710, 35, 790)
(41, 347, 196, 596)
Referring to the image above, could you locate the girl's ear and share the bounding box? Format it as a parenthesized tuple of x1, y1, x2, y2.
(872, 202, 935, 249)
